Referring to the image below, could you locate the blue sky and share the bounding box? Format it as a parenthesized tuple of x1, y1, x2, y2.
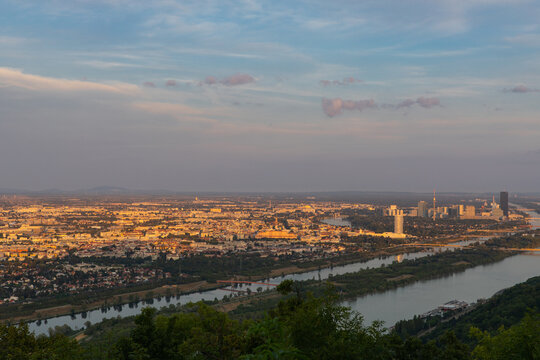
(1, 0, 540, 192)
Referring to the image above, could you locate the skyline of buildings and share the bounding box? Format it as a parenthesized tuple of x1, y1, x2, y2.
(0, 191, 532, 307)
(382, 190, 516, 236)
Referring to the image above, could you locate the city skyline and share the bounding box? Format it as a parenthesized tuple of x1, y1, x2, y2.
(1, 1, 540, 192)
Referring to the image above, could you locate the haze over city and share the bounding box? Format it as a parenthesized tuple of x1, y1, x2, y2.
(1, 0, 539, 192)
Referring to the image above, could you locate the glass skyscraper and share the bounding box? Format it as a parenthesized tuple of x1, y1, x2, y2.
(500, 191, 509, 217)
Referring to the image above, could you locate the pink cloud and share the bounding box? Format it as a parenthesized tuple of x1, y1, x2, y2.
(342, 77, 361, 84)
(165, 80, 177, 87)
(504, 85, 540, 93)
(200, 73, 255, 86)
(322, 96, 441, 116)
(220, 73, 255, 86)
(396, 99, 416, 109)
(416, 96, 440, 108)
(395, 97, 441, 109)
(322, 98, 343, 117)
(320, 77, 362, 87)
(143, 81, 156, 88)
(322, 98, 376, 117)
(203, 76, 218, 85)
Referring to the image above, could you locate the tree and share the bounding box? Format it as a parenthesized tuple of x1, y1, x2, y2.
(0, 322, 82, 360)
(470, 312, 540, 360)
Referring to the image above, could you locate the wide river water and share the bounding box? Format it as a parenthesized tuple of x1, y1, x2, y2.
(29, 208, 540, 335)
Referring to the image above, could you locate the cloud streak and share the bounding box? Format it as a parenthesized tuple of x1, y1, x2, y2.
(321, 98, 376, 117)
(399, 97, 441, 108)
(381, 97, 441, 110)
(320, 77, 362, 87)
(0, 67, 138, 94)
(503, 85, 540, 93)
(200, 73, 255, 86)
(322, 96, 441, 117)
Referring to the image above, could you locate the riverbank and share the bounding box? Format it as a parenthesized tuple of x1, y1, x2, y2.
(5, 246, 419, 324)
(6, 281, 211, 323)
(229, 235, 539, 324)
(393, 275, 540, 343)
(325, 248, 515, 300)
(16, 228, 538, 330)
(77, 244, 537, 348)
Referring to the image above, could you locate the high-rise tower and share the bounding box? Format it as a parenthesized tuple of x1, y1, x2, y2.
(394, 214, 404, 234)
(500, 191, 509, 217)
(432, 189, 437, 220)
(418, 201, 428, 217)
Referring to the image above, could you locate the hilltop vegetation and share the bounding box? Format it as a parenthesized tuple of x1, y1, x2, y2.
(1, 279, 539, 359)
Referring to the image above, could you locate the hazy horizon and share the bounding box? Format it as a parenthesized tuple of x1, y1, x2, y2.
(0, 185, 534, 197)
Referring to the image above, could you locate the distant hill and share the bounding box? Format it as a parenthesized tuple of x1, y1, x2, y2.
(77, 186, 135, 195)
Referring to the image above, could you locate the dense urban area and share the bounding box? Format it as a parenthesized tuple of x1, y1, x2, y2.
(0, 191, 538, 359)
(0, 192, 526, 306)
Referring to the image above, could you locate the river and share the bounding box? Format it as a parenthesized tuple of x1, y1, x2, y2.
(29, 250, 434, 335)
(344, 205, 540, 326)
(28, 207, 539, 334)
(344, 253, 539, 326)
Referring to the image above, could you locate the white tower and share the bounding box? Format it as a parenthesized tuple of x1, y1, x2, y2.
(394, 214, 404, 234)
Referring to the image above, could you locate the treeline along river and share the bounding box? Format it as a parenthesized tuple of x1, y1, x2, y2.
(29, 207, 540, 335)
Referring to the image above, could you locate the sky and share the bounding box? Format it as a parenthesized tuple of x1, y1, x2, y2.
(1, 0, 540, 193)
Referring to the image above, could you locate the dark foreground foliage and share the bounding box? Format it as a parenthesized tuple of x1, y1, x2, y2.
(1, 280, 538, 359)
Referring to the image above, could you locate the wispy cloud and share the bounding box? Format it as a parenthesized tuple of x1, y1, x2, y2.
(0, 67, 138, 94)
(503, 85, 540, 93)
(321, 98, 376, 117)
(144, 13, 238, 37)
(504, 33, 540, 47)
(320, 77, 362, 87)
(170, 47, 263, 59)
(383, 97, 441, 109)
(322, 96, 442, 117)
(408, 97, 440, 108)
(133, 101, 209, 118)
(200, 73, 256, 86)
(221, 73, 255, 86)
(0, 36, 27, 45)
(78, 60, 144, 69)
(396, 48, 478, 58)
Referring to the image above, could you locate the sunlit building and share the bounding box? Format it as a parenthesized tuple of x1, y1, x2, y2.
(394, 214, 404, 234)
(417, 201, 428, 218)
